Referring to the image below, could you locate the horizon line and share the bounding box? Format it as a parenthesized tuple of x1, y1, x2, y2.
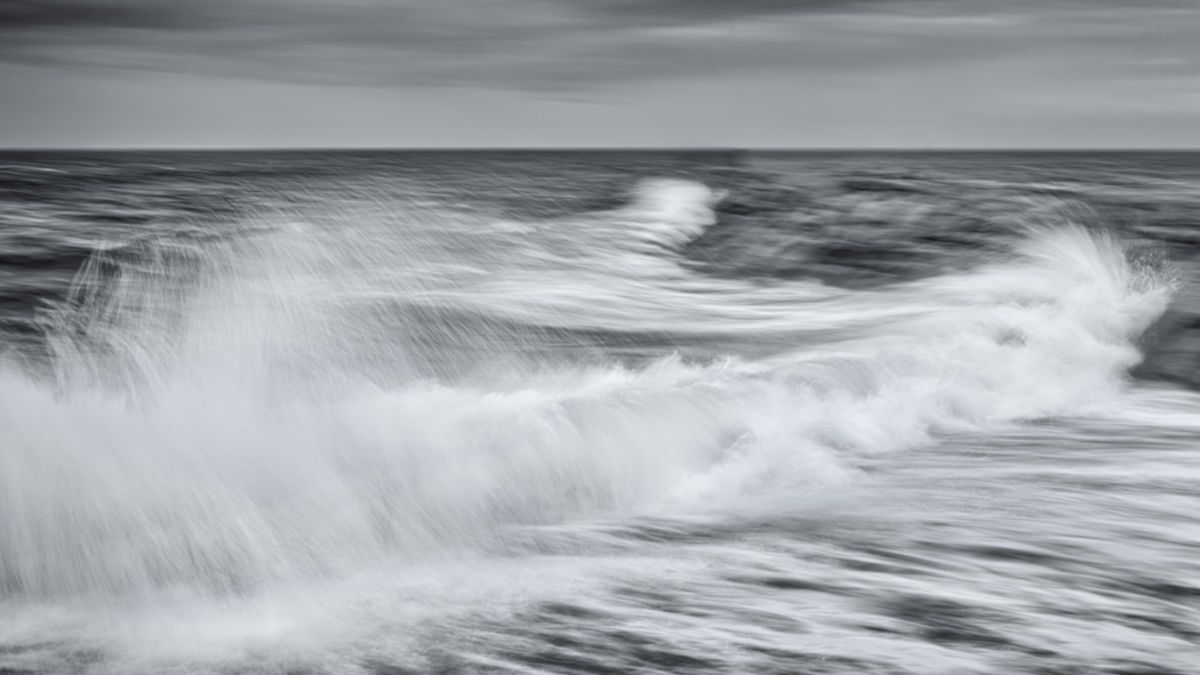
(2, 146, 1200, 153)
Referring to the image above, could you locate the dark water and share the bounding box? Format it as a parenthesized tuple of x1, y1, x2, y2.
(2, 150, 1199, 674)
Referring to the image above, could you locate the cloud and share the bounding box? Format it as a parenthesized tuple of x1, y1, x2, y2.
(0, 0, 222, 30)
(0, 0, 1197, 95)
(562, 0, 877, 24)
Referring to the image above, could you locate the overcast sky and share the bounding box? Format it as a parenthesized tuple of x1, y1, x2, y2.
(1, 0, 1198, 148)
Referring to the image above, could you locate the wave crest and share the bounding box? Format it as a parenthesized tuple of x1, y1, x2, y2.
(0, 190, 1174, 598)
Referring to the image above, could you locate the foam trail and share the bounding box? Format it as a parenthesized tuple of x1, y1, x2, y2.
(0, 182, 1174, 600)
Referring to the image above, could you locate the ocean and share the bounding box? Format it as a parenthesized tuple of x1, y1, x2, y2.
(1, 150, 1199, 674)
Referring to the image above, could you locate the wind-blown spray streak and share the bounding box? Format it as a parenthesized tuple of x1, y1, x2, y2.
(0, 179, 1172, 602)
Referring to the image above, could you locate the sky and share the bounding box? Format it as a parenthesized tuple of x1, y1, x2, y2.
(0, 0, 1198, 148)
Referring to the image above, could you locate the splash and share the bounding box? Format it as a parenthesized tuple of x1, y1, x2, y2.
(0, 179, 1174, 599)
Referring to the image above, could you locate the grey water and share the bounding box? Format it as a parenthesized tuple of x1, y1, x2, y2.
(1, 150, 1199, 674)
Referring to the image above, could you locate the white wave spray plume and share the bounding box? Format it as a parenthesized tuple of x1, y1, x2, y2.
(0, 179, 1174, 599)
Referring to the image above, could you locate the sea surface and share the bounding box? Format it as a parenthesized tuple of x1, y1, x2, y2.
(1, 150, 1199, 674)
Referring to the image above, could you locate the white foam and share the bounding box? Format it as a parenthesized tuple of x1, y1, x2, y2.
(1, 191, 1171, 600)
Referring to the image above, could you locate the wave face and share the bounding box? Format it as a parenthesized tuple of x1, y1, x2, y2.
(2, 151, 1198, 674)
(0, 173, 1172, 599)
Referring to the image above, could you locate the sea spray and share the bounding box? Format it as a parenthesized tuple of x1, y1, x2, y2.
(0, 180, 1173, 599)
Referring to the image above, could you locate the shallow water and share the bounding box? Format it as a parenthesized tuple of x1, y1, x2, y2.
(1, 151, 1199, 674)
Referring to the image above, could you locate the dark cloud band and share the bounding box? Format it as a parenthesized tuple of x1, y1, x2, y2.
(0, 0, 1196, 93)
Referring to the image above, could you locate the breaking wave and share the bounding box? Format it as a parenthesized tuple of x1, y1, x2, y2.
(0, 179, 1174, 599)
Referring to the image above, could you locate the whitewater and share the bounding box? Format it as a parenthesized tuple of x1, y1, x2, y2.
(1, 151, 1199, 674)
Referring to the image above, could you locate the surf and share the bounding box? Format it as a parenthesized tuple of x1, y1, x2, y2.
(0, 179, 1174, 600)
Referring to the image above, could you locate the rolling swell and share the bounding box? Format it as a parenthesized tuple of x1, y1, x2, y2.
(683, 168, 1200, 390)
